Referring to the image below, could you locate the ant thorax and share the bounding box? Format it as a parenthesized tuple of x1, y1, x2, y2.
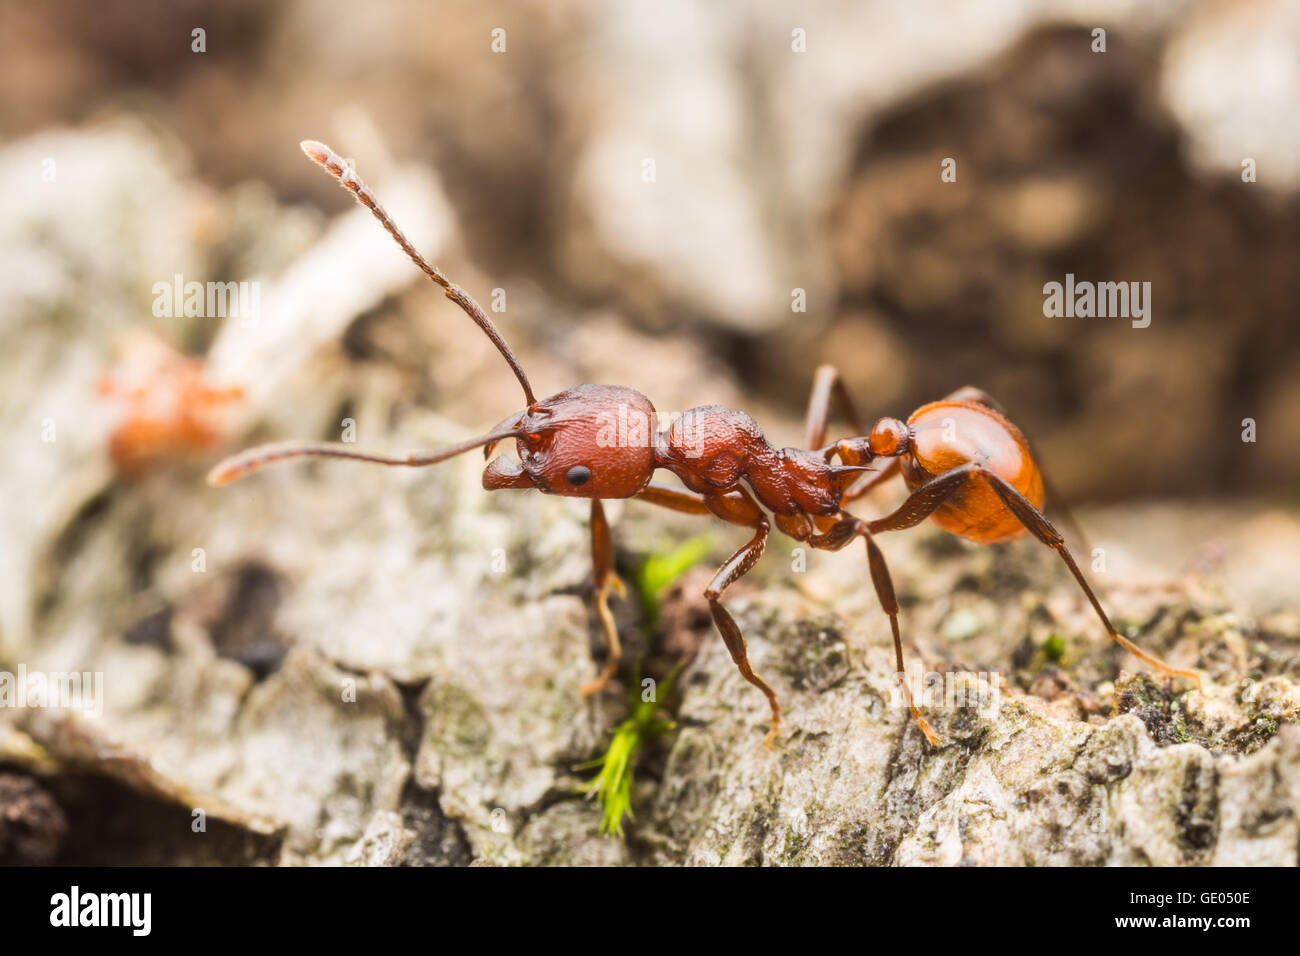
(654, 405, 844, 517)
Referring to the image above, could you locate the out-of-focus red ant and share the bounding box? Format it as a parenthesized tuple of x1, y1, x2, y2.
(100, 332, 244, 476)
(210, 141, 1199, 748)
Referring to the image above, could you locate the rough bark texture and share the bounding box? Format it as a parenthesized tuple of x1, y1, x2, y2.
(1, 125, 1296, 867)
(4, 424, 1298, 865)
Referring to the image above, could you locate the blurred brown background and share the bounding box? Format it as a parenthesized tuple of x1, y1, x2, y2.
(2, 0, 1297, 503)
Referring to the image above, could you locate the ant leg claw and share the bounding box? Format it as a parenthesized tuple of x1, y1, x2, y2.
(910, 706, 943, 747)
(917, 720, 943, 748)
(1112, 633, 1202, 689)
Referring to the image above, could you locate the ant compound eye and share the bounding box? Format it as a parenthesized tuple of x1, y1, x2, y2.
(566, 465, 592, 486)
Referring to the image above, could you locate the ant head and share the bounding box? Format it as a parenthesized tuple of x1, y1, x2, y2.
(483, 384, 658, 499)
(868, 417, 911, 457)
(210, 144, 659, 497)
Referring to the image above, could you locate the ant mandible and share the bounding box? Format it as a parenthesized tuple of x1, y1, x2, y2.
(209, 141, 1200, 748)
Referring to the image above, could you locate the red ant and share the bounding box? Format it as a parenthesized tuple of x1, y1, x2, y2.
(99, 332, 244, 476)
(209, 141, 1200, 748)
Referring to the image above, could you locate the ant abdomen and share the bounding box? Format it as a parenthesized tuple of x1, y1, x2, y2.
(902, 400, 1045, 544)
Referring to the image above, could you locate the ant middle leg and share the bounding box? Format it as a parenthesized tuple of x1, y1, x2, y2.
(701, 488, 784, 748)
(579, 498, 628, 696)
(787, 507, 939, 744)
(868, 465, 1200, 684)
(704, 517, 782, 748)
(841, 518, 942, 746)
(636, 483, 784, 747)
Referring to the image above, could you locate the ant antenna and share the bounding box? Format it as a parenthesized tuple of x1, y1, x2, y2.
(300, 139, 537, 407)
(206, 424, 524, 486)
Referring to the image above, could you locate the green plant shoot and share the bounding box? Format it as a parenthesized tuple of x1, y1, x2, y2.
(580, 535, 711, 836)
(579, 665, 680, 836)
(632, 534, 713, 632)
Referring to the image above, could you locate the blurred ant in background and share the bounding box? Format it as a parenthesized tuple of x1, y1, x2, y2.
(99, 332, 243, 476)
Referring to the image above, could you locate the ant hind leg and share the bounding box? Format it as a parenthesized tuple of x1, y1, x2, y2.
(803, 364, 867, 449)
(803, 364, 900, 502)
(982, 475, 1200, 685)
(944, 386, 1089, 553)
(868, 466, 1200, 686)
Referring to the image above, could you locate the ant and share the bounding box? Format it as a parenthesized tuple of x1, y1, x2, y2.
(99, 332, 244, 476)
(210, 141, 1200, 748)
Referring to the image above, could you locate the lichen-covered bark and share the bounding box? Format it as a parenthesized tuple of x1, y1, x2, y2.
(5, 428, 1297, 865)
(1, 126, 1296, 867)
(648, 630, 1300, 865)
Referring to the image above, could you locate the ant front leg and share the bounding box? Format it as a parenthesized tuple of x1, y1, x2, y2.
(636, 482, 713, 516)
(579, 499, 628, 696)
(868, 465, 1200, 685)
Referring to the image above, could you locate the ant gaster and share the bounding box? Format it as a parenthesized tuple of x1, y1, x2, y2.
(209, 141, 1200, 748)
